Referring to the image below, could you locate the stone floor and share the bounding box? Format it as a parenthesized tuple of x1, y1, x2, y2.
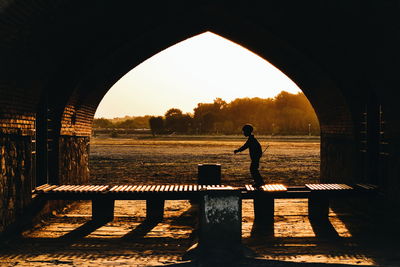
(1, 199, 400, 266)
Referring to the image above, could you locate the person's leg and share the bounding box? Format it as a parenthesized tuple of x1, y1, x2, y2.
(250, 160, 264, 187)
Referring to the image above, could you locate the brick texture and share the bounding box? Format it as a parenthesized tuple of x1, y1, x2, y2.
(0, 135, 32, 233)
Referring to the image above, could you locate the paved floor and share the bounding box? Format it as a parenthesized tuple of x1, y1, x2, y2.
(1, 199, 400, 266)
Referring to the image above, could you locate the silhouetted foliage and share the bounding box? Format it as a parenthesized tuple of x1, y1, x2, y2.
(94, 91, 320, 135)
(115, 119, 137, 129)
(191, 91, 319, 135)
(178, 113, 193, 133)
(93, 118, 114, 128)
(164, 108, 183, 133)
(92, 116, 151, 130)
(149, 116, 164, 136)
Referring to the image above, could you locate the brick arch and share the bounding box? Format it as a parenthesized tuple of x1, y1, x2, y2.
(5, 0, 400, 235)
(0, 1, 362, 187)
(67, 26, 353, 137)
(58, 14, 355, 183)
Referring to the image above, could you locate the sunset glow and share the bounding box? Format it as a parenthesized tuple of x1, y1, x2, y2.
(95, 32, 301, 118)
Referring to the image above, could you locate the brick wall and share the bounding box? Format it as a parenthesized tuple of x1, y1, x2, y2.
(0, 85, 38, 136)
(60, 105, 96, 137)
(0, 134, 32, 234)
(58, 136, 90, 185)
(320, 134, 359, 183)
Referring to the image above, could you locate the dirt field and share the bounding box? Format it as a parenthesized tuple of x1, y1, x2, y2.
(89, 136, 320, 186)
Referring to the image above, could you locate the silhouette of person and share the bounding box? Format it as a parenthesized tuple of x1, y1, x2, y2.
(234, 124, 265, 187)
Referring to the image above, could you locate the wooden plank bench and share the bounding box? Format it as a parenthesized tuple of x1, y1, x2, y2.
(242, 183, 378, 224)
(34, 183, 378, 224)
(306, 183, 378, 221)
(34, 184, 227, 222)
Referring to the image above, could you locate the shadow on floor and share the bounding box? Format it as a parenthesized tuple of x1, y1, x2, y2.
(249, 217, 339, 240)
(171, 205, 198, 226)
(329, 197, 400, 267)
(122, 219, 160, 239)
(59, 219, 108, 241)
(309, 218, 340, 239)
(158, 258, 375, 267)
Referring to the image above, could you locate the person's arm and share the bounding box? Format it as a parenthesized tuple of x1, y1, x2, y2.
(234, 139, 249, 154)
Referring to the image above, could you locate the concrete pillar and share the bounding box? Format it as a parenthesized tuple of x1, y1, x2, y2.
(198, 164, 221, 185)
(183, 187, 246, 262)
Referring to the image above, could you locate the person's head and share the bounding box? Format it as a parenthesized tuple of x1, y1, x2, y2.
(242, 124, 254, 137)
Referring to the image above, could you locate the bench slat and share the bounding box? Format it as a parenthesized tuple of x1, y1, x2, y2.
(143, 185, 151, 192)
(124, 185, 133, 192)
(62, 185, 75, 192)
(87, 185, 95, 192)
(118, 185, 126, 192)
(81, 185, 92, 192)
(306, 184, 354, 191)
(90, 185, 100, 192)
(129, 185, 138, 192)
(121, 185, 130, 192)
(99, 185, 109, 192)
(109, 185, 118, 192)
(149, 185, 157, 192)
(75, 185, 85, 192)
(53, 185, 66, 192)
(35, 184, 50, 191)
(135, 185, 144, 192)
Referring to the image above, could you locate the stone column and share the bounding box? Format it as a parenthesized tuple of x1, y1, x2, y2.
(184, 187, 247, 262)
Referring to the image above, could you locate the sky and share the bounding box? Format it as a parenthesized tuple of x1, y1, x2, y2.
(94, 32, 301, 118)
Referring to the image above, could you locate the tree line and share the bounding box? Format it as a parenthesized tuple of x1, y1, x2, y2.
(93, 91, 320, 135)
(93, 115, 151, 129)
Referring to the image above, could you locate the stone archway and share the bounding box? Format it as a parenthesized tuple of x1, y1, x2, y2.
(2, 0, 400, 235)
(55, 17, 355, 187)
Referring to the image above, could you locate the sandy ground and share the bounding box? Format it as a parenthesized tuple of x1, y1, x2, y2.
(1, 137, 399, 266)
(89, 137, 320, 186)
